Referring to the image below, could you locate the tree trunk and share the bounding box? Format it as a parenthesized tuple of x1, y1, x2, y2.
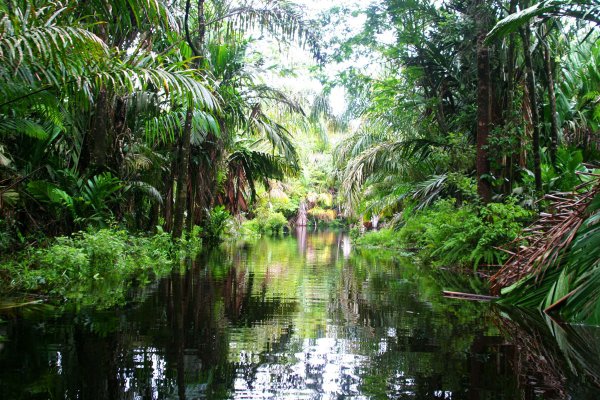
(148, 201, 159, 231)
(544, 40, 559, 166)
(503, 0, 518, 195)
(90, 88, 110, 169)
(476, 32, 492, 203)
(172, 107, 194, 239)
(163, 153, 176, 232)
(521, 25, 543, 193)
(186, 164, 195, 234)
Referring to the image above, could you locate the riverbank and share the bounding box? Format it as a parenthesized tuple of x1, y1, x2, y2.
(352, 200, 534, 268)
(0, 228, 201, 308)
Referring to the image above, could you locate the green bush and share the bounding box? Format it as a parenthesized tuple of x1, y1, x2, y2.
(349, 226, 361, 240)
(241, 218, 261, 234)
(77, 229, 126, 270)
(0, 227, 191, 307)
(354, 228, 403, 249)
(401, 199, 533, 267)
(202, 206, 231, 245)
(266, 211, 288, 233)
(242, 208, 289, 235)
(354, 199, 533, 269)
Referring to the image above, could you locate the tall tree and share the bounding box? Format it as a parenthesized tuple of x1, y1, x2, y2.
(521, 23, 543, 193)
(475, 0, 492, 203)
(542, 27, 559, 166)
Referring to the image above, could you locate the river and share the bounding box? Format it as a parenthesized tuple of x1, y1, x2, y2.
(1, 230, 599, 399)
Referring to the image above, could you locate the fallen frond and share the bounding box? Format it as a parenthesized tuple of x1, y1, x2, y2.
(490, 175, 600, 296)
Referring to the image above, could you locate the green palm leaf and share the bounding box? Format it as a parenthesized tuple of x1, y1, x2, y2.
(486, 0, 600, 43)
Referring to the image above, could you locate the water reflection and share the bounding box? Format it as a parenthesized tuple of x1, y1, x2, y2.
(495, 308, 600, 399)
(0, 232, 599, 399)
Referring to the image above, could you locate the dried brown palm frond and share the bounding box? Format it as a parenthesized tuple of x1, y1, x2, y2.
(490, 173, 600, 295)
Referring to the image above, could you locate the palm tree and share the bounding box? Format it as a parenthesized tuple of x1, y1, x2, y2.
(170, 0, 318, 236)
(0, 0, 217, 234)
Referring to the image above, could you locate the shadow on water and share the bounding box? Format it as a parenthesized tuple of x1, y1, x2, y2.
(0, 230, 599, 399)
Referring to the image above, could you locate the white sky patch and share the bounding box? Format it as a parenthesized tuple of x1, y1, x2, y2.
(377, 30, 396, 45)
(245, 0, 384, 117)
(329, 85, 346, 117)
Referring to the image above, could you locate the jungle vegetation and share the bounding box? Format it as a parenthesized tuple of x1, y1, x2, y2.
(329, 0, 600, 324)
(1, 0, 599, 324)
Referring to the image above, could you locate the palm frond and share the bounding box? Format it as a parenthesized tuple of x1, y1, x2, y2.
(144, 107, 220, 145)
(411, 174, 448, 211)
(247, 84, 305, 115)
(486, 0, 600, 44)
(93, 62, 219, 110)
(0, 118, 49, 140)
(226, 137, 299, 205)
(125, 181, 163, 204)
(81, 173, 123, 209)
(249, 111, 298, 164)
(494, 176, 600, 322)
(209, 1, 322, 61)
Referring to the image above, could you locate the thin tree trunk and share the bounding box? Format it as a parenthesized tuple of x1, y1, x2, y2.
(148, 201, 159, 231)
(476, 31, 492, 203)
(172, 107, 194, 239)
(198, 0, 206, 56)
(544, 39, 559, 166)
(163, 153, 176, 232)
(186, 162, 195, 234)
(90, 88, 110, 168)
(521, 25, 543, 193)
(181, 0, 208, 232)
(504, 0, 518, 195)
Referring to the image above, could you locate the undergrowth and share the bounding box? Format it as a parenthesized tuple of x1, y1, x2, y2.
(354, 199, 534, 268)
(0, 227, 201, 308)
(353, 228, 405, 250)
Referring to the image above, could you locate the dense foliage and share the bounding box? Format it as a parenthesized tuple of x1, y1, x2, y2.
(325, 0, 599, 323)
(1, 0, 599, 324)
(0, 227, 200, 307)
(0, 0, 319, 248)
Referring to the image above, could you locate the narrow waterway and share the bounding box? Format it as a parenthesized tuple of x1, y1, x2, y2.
(1, 230, 599, 399)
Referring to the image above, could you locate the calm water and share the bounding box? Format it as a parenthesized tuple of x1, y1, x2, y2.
(1, 230, 600, 399)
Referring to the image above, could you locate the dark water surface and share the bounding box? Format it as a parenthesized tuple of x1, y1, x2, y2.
(1, 230, 600, 399)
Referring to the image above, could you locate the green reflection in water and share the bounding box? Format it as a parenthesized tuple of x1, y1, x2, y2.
(0, 230, 599, 399)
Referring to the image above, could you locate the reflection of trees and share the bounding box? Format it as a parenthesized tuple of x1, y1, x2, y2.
(496, 308, 600, 399)
(330, 249, 521, 398)
(161, 249, 299, 399)
(3, 234, 600, 399)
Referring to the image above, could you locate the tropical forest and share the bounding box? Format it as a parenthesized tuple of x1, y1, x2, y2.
(0, 0, 599, 398)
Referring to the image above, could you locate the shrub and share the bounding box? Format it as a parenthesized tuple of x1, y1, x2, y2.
(355, 199, 533, 269)
(34, 243, 90, 288)
(242, 208, 289, 235)
(354, 228, 403, 249)
(77, 229, 126, 271)
(0, 227, 188, 307)
(405, 200, 533, 267)
(267, 212, 288, 233)
(202, 206, 231, 245)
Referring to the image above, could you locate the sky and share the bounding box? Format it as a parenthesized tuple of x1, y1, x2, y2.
(248, 0, 372, 117)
